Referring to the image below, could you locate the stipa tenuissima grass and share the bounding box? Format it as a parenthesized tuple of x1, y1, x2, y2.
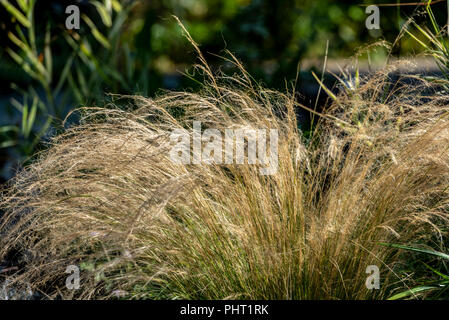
(0, 56, 448, 300)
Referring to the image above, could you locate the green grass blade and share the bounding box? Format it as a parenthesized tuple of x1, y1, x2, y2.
(0, 125, 19, 133)
(30, 116, 52, 150)
(92, 1, 112, 27)
(311, 71, 337, 101)
(21, 102, 28, 136)
(54, 52, 75, 96)
(423, 262, 449, 280)
(44, 23, 52, 84)
(0, 140, 17, 148)
(25, 97, 38, 138)
(388, 286, 436, 300)
(0, 0, 30, 27)
(82, 14, 111, 49)
(379, 243, 449, 260)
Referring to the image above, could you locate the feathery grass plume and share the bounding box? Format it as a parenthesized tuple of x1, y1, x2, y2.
(0, 41, 449, 299)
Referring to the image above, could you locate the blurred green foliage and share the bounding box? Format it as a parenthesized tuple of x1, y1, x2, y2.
(0, 0, 147, 179)
(0, 0, 448, 180)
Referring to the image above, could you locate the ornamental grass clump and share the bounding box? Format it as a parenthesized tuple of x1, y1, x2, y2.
(0, 57, 448, 299)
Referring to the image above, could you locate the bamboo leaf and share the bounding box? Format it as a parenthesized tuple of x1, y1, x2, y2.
(21, 102, 28, 136)
(44, 23, 52, 84)
(82, 14, 111, 49)
(0, 125, 19, 133)
(67, 73, 83, 103)
(76, 64, 88, 97)
(10, 97, 23, 112)
(25, 96, 38, 138)
(6, 47, 39, 80)
(0, 140, 17, 148)
(92, 1, 112, 27)
(30, 116, 52, 150)
(379, 243, 449, 261)
(54, 52, 76, 96)
(16, 0, 27, 12)
(0, 0, 31, 27)
(111, 0, 122, 12)
(8, 31, 47, 79)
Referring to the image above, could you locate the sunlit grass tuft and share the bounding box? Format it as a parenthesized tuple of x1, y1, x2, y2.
(0, 54, 448, 299)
